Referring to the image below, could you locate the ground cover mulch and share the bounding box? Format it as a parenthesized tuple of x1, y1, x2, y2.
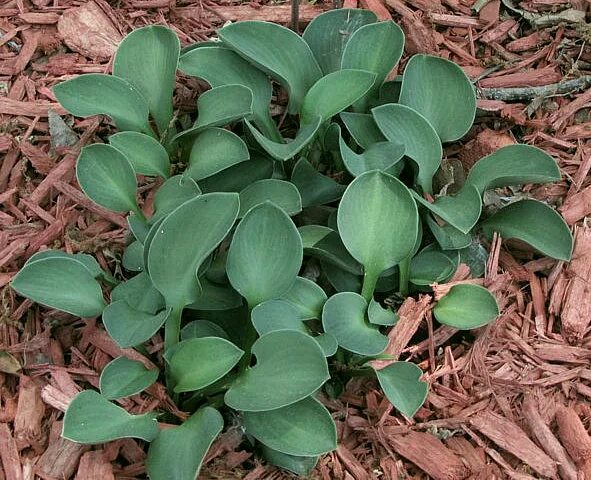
(1, 0, 591, 478)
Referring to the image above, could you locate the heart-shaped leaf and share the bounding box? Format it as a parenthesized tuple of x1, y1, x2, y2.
(340, 134, 405, 177)
(322, 292, 388, 355)
(410, 248, 457, 285)
(181, 320, 229, 341)
(62, 390, 158, 444)
(261, 446, 318, 477)
(109, 132, 170, 178)
(152, 175, 201, 222)
(399, 54, 476, 142)
(239, 179, 302, 217)
(99, 357, 159, 400)
(110, 272, 165, 314)
(374, 362, 428, 417)
(280, 276, 327, 320)
(53, 74, 152, 134)
(300, 69, 376, 124)
(243, 396, 337, 456)
(425, 214, 472, 250)
(251, 299, 307, 336)
(227, 202, 302, 308)
(200, 153, 274, 194)
(372, 103, 442, 193)
(246, 117, 322, 161)
(76, 144, 140, 215)
(148, 193, 239, 309)
(218, 21, 322, 114)
(178, 46, 277, 140)
(291, 158, 346, 207)
(170, 337, 243, 392)
(466, 144, 561, 195)
(299, 225, 362, 274)
(11, 257, 105, 317)
(338, 170, 418, 299)
(368, 298, 398, 326)
(434, 284, 499, 329)
(302, 9, 377, 74)
(147, 407, 223, 480)
(186, 128, 249, 181)
(224, 330, 329, 411)
(411, 185, 482, 234)
(103, 300, 171, 348)
(113, 25, 180, 135)
(340, 112, 386, 149)
(480, 199, 573, 261)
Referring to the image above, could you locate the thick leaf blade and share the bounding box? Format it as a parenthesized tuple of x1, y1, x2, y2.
(375, 362, 428, 417)
(113, 25, 180, 135)
(299, 225, 362, 275)
(199, 154, 273, 194)
(11, 257, 105, 317)
(340, 112, 386, 149)
(239, 179, 302, 217)
(425, 214, 472, 250)
(399, 54, 476, 142)
(434, 284, 499, 329)
(466, 144, 561, 195)
(280, 276, 327, 320)
(99, 357, 158, 400)
(224, 330, 329, 411)
(109, 131, 170, 178)
(372, 103, 442, 193)
(262, 446, 318, 476)
(340, 135, 404, 177)
(322, 292, 388, 355)
(76, 144, 139, 215)
(181, 320, 229, 341)
(53, 74, 152, 134)
(227, 202, 302, 307)
(147, 407, 223, 480)
(103, 301, 171, 348)
(410, 248, 456, 285)
(218, 21, 322, 114)
(170, 337, 243, 392)
(368, 299, 398, 326)
(251, 299, 307, 336)
(62, 390, 158, 444)
(152, 174, 201, 222)
(243, 397, 337, 456)
(186, 278, 243, 311)
(291, 157, 345, 207)
(480, 199, 573, 261)
(110, 272, 165, 314)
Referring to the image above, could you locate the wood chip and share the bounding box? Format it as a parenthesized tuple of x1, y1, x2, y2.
(35, 423, 89, 480)
(75, 451, 115, 480)
(0, 424, 22, 480)
(13, 375, 45, 452)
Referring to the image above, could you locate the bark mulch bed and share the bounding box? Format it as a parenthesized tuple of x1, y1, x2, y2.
(2, 0, 591, 478)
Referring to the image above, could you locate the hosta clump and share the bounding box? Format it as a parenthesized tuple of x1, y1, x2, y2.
(12, 10, 573, 479)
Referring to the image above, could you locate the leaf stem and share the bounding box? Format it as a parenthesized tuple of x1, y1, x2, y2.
(361, 269, 379, 303)
(164, 306, 183, 353)
(398, 257, 411, 297)
(132, 206, 148, 224)
(237, 305, 257, 372)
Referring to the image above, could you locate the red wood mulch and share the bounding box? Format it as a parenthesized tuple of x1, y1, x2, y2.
(1, 0, 591, 478)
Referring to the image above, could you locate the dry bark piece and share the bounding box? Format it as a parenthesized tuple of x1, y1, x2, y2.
(35, 422, 89, 480)
(175, 4, 327, 24)
(75, 451, 115, 480)
(0, 423, 22, 480)
(57, 1, 122, 60)
(13, 375, 45, 452)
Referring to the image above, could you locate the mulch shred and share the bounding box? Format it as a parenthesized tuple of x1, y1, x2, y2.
(1, 0, 591, 478)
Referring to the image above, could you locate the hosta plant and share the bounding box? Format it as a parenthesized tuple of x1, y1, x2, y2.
(12, 10, 573, 479)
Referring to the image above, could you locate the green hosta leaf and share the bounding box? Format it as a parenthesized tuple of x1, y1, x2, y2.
(425, 214, 472, 250)
(411, 185, 482, 234)
(246, 117, 322, 161)
(340, 135, 404, 177)
(170, 337, 243, 393)
(434, 284, 499, 329)
(341, 21, 404, 109)
(243, 396, 336, 456)
(187, 279, 243, 311)
(280, 276, 327, 320)
(322, 292, 388, 356)
(302, 8, 377, 74)
(111, 272, 165, 314)
(174, 85, 253, 143)
(340, 112, 386, 149)
(377, 79, 402, 105)
(315, 333, 339, 357)
(338, 170, 418, 297)
(227, 202, 302, 307)
(322, 260, 361, 293)
(99, 357, 158, 400)
(372, 103, 442, 193)
(459, 241, 488, 278)
(374, 362, 428, 417)
(109, 132, 170, 178)
(410, 248, 456, 286)
(103, 301, 171, 348)
(399, 54, 476, 142)
(178, 46, 276, 139)
(181, 320, 229, 341)
(300, 69, 376, 125)
(113, 25, 180, 135)
(148, 193, 239, 308)
(147, 407, 223, 480)
(186, 128, 249, 181)
(128, 215, 149, 244)
(465, 144, 561, 195)
(77, 144, 140, 215)
(11, 257, 105, 317)
(251, 299, 307, 336)
(122, 241, 144, 272)
(225, 330, 329, 411)
(299, 225, 362, 275)
(199, 154, 273, 193)
(62, 390, 158, 444)
(25, 250, 105, 280)
(142, 217, 165, 276)
(262, 446, 318, 476)
(368, 298, 398, 326)
(480, 199, 573, 261)
(218, 21, 322, 114)
(53, 74, 152, 134)
(291, 158, 345, 207)
(152, 175, 201, 222)
(239, 179, 302, 217)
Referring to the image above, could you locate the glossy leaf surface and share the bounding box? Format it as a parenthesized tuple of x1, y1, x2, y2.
(375, 362, 428, 417)
(433, 284, 499, 329)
